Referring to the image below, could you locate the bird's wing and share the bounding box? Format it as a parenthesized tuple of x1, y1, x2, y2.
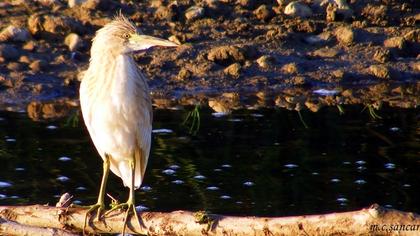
(133, 72, 153, 189)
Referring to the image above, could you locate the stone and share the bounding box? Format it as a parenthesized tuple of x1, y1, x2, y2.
(254, 5, 274, 21)
(373, 48, 390, 63)
(29, 59, 48, 72)
(224, 63, 241, 77)
(311, 47, 340, 58)
(369, 65, 390, 79)
(185, 6, 204, 21)
(207, 46, 246, 65)
(238, 0, 256, 9)
(177, 68, 191, 80)
(284, 1, 313, 18)
(256, 55, 275, 69)
(0, 25, 31, 42)
(68, 0, 100, 9)
(64, 33, 82, 52)
(335, 26, 355, 45)
(282, 62, 299, 74)
(384, 36, 406, 50)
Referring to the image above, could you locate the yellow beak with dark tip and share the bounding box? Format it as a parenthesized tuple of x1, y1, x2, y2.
(128, 34, 179, 51)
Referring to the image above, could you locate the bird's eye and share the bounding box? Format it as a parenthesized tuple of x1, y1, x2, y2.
(122, 33, 130, 39)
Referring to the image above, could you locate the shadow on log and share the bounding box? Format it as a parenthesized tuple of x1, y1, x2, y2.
(0, 204, 419, 235)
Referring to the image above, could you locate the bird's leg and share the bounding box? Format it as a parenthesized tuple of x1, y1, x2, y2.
(122, 158, 142, 235)
(104, 159, 141, 235)
(83, 154, 110, 234)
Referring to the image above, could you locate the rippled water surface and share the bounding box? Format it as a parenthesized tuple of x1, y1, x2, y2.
(0, 105, 419, 216)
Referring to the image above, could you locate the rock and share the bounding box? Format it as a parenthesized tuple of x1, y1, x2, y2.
(0, 74, 13, 89)
(403, 29, 420, 43)
(7, 62, 22, 71)
(305, 100, 322, 112)
(207, 46, 246, 65)
(23, 41, 35, 51)
(177, 68, 191, 81)
(311, 47, 340, 58)
(289, 76, 307, 85)
(284, 1, 313, 18)
(28, 14, 84, 36)
(256, 55, 275, 69)
(224, 63, 241, 77)
(185, 6, 204, 21)
(373, 48, 390, 63)
(19, 55, 31, 64)
(64, 33, 82, 52)
(384, 36, 406, 50)
(412, 62, 420, 72)
(35, 0, 61, 6)
(238, 0, 256, 9)
(332, 69, 345, 79)
(326, 1, 353, 22)
(282, 62, 299, 74)
(335, 26, 355, 45)
(155, 6, 175, 21)
(27, 100, 74, 121)
(0, 44, 19, 61)
(254, 5, 274, 21)
(29, 59, 48, 72)
(0, 25, 31, 42)
(361, 4, 388, 26)
(68, 0, 100, 9)
(369, 65, 390, 79)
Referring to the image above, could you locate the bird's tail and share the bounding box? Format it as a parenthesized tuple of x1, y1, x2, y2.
(118, 148, 147, 190)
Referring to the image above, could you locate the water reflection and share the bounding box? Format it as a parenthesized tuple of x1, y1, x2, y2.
(0, 105, 419, 216)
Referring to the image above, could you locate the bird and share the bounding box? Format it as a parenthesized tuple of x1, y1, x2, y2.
(79, 14, 178, 234)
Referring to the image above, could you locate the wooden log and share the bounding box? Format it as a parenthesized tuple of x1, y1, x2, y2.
(0, 204, 419, 235)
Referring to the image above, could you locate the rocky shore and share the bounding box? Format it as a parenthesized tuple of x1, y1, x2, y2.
(0, 0, 419, 119)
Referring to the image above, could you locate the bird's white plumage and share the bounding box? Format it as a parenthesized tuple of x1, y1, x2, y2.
(80, 17, 152, 189)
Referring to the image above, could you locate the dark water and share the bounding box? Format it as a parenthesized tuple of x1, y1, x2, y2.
(0, 105, 419, 216)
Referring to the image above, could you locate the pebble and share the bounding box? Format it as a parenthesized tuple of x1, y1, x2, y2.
(373, 48, 390, 63)
(0, 25, 31, 42)
(384, 36, 406, 50)
(284, 1, 313, 18)
(256, 55, 274, 69)
(68, 0, 100, 9)
(369, 65, 390, 79)
(177, 68, 191, 81)
(224, 63, 241, 77)
(29, 59, 48, 72)
(335, 26, 355, 45)
(64, 33, 82, 52)
(311, 47, 340, 58)
(207, 46, 246, 64)
(254, 5, 274, 21)
(282, 62, 299, 74)
(185, 6, 204, 21)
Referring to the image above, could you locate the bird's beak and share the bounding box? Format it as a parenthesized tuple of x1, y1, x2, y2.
(129, 34, 179, 52)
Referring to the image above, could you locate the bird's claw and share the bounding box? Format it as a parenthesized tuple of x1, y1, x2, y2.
(105, 202, 141, 235)
(83, 203, 106, 235)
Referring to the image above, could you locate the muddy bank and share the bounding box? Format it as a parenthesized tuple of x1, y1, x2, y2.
(0, 0, 419, 115)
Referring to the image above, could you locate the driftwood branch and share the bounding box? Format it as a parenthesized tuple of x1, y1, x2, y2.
(0, 204, 419, 235)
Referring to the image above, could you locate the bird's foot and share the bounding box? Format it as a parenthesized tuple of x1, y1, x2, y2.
(105, 201, 141, 235)
(82, 203, 106, 235)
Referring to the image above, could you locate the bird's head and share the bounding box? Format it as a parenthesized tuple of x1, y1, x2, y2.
(91, 14, 178, 57)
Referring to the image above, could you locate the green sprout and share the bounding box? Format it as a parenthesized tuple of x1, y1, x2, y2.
(362, 104, 382, 120)
(337, 104, 345, 115)
(182, 105, 201, 135)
